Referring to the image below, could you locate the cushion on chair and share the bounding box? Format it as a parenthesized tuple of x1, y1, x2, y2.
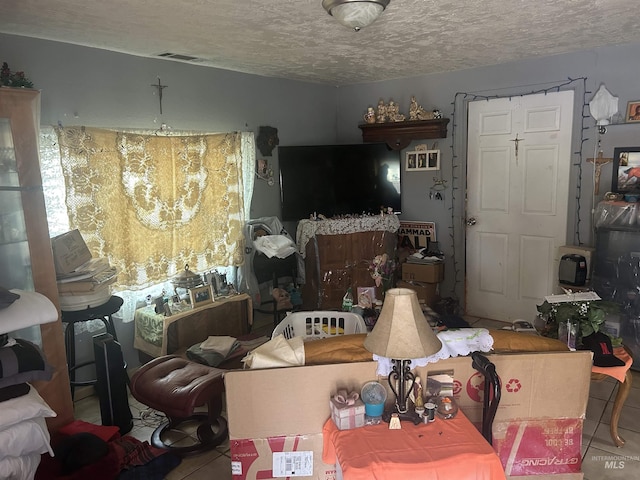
(130, 355, 225, 419)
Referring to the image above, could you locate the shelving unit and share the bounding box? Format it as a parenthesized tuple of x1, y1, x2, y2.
(0, 87, 74, 432)
(359, 118, 449, 150)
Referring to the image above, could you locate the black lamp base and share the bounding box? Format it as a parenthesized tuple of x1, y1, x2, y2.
(382, 409, 422, 425)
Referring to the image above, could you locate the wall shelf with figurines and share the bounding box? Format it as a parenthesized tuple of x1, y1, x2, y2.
(359, 96, 449, 150)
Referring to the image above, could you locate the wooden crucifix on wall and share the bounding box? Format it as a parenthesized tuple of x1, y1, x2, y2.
(587, 151, 612, 195)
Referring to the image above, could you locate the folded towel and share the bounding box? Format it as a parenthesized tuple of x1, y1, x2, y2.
(199, 335, 239, 356)
(253, 235, 296, 259)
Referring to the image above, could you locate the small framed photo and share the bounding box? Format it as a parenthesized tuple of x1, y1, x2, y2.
(626, 101, 640, 123)
(189, 285, 214, 308)
(406, 150, 440, 171)
(357, 286, 377, 308)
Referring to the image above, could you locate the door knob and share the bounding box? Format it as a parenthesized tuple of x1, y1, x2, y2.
(466, 217, 477, 226)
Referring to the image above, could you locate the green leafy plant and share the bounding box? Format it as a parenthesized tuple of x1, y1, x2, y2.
(1, 62, 34, 88)
(536, 299, 619, 343)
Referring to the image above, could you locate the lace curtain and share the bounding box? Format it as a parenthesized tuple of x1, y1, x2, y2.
(40, 126, 255, 322)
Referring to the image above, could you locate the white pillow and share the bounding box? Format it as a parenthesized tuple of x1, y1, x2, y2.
(0, 452, 41, 480)
(0, 385, 56, 431)
(0, 416, 54, 460)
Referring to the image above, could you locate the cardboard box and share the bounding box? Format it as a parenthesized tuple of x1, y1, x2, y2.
(225, 352, 592, 480)
(401, 262, 444, 283)
(51, 229, 92, 275)
(397, 280, 438, 306)
(329, 397, 365, 430)
(494, 418, 582, 477)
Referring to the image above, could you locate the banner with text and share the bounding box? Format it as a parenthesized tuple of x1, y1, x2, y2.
(398, 221, 436, 250)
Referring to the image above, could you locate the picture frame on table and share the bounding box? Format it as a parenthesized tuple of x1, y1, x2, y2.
(405, 150, 440, 171)
(625, 101, 640, 123)
(189, 285, 214, 308)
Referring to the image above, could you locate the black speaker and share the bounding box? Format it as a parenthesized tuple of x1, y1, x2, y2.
(93, 333, 133, 434)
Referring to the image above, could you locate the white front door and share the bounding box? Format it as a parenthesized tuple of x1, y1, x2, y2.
(465, 91, 574, 321)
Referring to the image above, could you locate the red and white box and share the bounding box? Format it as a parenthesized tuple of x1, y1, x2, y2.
(330, 397, 365, 430)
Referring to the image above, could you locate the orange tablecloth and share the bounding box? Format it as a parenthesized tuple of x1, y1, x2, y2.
(322, 411, 506, 480)
(591, 346, 633, 383)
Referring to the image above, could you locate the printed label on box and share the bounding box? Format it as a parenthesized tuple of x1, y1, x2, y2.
(272, 451, 314, 477)
(231, 434, 333, 480)
(493, 418, 583, 476)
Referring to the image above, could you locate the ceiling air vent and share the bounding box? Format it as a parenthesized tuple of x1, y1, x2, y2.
(156, 52, 201, 62)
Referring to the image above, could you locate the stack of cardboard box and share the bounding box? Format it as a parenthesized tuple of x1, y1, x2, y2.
(51, 229, 117, 311)
(397, 261, 444, 306)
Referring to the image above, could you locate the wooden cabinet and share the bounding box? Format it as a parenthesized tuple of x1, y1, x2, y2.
(0, 88, 74, 432)
(302, 230, 397, 310)
(359, 118, 450, 150)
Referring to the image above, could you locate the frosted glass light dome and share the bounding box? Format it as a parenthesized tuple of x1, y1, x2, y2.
(322, 0, 390, 31)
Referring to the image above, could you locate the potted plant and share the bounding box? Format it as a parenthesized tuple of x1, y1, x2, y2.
(536, 298, 619, 346)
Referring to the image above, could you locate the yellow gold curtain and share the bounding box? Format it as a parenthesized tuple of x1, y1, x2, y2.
(55, 127, 246, 290)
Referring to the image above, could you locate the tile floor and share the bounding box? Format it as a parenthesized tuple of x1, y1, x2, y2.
(72, 314, 640, 479)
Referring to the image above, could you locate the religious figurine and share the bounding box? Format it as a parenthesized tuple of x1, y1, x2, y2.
(409, 96, 434, 121)
(387, 100, 405, 122)
(376, 99, 387, 123)
(413, 377, 424, 410)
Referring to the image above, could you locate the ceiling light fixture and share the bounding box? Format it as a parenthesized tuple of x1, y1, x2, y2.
(322, 0, 390, 32)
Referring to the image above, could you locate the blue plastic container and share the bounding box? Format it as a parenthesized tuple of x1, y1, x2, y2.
(364, 401, 385, 417)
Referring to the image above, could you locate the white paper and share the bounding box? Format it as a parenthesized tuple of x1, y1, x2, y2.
(272, 451, 313, 477)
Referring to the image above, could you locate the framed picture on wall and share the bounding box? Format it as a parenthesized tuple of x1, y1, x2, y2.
(405, 150, 440, 171)
(611, 146, 640, 195)
(625, 101, 640, 123)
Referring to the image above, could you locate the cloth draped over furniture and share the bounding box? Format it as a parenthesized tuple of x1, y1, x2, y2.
(243, 328, 573, 368)
(55, 127, 250, 292)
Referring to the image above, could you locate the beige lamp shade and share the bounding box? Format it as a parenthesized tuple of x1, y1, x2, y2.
(364, 288, 442, 359)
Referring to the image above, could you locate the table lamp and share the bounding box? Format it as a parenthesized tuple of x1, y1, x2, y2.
(363, 288, 443, 424)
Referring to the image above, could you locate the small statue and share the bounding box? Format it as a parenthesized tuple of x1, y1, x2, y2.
(376, 99, 387, 123)
(387, 100, 405, 122)
(413, 377, 424, 409)
(409, 96, 434, 121)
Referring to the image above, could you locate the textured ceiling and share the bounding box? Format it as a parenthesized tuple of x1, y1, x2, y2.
(1, 0, 639, 85)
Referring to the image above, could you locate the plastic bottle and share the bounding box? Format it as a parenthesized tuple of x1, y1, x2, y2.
(342, 287, 354, 312)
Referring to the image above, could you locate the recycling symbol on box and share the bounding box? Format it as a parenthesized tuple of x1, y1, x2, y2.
(506, 378, 522, 393)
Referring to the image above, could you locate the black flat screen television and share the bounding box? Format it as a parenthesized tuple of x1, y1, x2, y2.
(278, 143, 401, 221)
